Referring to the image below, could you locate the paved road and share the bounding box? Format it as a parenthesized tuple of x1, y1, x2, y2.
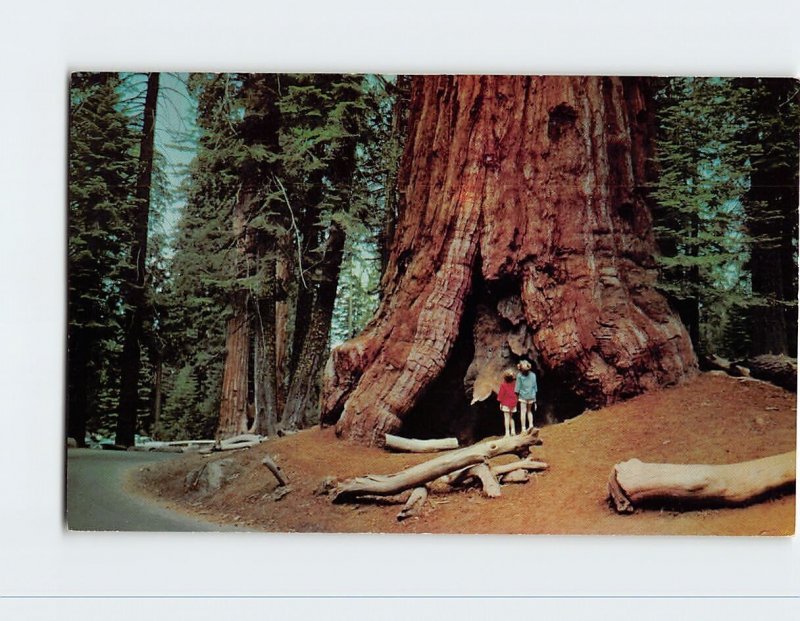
(66, 449, 242, 532)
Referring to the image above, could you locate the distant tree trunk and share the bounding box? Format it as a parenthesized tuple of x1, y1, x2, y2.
(744, 79, 799, 356)
(282, 132, 356, 430)
(217, 290, 251, 439)
(275, 255, 290, 411)
(281, 222, 347, 430)
(116, 72, 159, 447)
(252, 253, 279, 436)
(288, 173, 323, 379)
(379, 75, 411, 282)
(323, 76, 698, 446)
(151, 356, 162, 439)
(216, 183, 254, 440)
(67, 331, 91, 445)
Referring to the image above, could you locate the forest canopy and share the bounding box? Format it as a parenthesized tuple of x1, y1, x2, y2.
(66, 73, 798, 447)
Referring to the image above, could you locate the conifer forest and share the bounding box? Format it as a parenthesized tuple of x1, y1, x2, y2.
(67, 74, 799, 450)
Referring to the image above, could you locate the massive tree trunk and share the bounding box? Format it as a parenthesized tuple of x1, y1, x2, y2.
(116, 72, 159, 447)
(323, 76, 698, 446)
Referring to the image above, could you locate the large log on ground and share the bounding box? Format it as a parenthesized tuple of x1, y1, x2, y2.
(608, 451, 796, 513)
(323, 75, 697, 446)
(384, 434, 459, 453)
(333, 429, 539, 502)
(744, 355, 797, 392)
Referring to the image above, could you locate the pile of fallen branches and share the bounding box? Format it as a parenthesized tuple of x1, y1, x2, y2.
(326, 429, 548, 521)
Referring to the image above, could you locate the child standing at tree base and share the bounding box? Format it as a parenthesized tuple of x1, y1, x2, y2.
(515, 360, 538, 432)
(497, 369, 519, 436)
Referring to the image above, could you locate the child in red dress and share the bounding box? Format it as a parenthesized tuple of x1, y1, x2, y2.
(497, 369, 519, 436)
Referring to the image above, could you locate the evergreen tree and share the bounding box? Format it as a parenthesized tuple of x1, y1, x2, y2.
(738, 78, 799, 356)
(116, 72, 160, 447)
(155, 73, 242, 440)
(67, 72, 139, 444)
(652, 77, 753, 356)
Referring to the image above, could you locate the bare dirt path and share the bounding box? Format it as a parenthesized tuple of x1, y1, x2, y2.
(134, 373, 796, 535)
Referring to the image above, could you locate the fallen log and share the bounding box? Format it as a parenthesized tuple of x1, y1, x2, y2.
(745, 355, 797, 392)
(467, 463, 501, 497)
(608, 451, 796, 513)
(501, 469, 530, 484)
(397, 487, 428, 521)
(333, 429, 540, 503)
(384, 434, 459, 453)
(262, 454, 289, 487)
(490, 459, 549, 477)
(221, 433, 264, 446)
(199, 440, 262, 454)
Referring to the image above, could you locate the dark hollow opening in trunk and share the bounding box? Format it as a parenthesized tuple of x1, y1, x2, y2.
(399, 266, 587, 444)
(400, 279, 482, 446)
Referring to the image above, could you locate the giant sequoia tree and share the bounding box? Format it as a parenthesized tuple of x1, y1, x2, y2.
(322, 76, 698, 446)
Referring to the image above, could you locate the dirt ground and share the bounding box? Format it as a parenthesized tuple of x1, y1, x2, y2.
(132, 372, 796, 535)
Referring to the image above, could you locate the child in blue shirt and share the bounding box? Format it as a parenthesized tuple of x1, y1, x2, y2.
(515, 360, 538, 432)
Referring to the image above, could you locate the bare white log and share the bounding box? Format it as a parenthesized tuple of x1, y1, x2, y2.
(333, 429, 540, 503)
(608, 451, 796, 513)
(199, 439, 262, 454)
(397, 486, 429, 521)
(262, 454, 289, 487)
(490, 459, 549, 477)
(221, 434, 264, 447)
(384, 434, 459, 453)
(501, 469, 530, 484)
(467, 463, 501, 498)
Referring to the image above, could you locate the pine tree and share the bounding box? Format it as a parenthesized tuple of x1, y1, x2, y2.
(737, 78, 799, 355)
(651, 77, 753, 356)
(68, 72, 139, 444)
(116, 72, 160, 447)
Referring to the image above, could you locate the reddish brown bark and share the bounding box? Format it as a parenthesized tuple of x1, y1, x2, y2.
(216, 291, 251, 439)
(323, 76, 697, 446)
(216, 188, 254, 440)
(275, 255, 290, 412)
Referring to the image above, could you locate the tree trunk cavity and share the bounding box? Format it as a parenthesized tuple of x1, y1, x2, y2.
(322, 76, 698, 446)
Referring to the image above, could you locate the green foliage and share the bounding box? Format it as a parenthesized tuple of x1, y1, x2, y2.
(652, 78, 752, 356)
(68, 73, 140, 434)
(652, 77, 799, 358)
